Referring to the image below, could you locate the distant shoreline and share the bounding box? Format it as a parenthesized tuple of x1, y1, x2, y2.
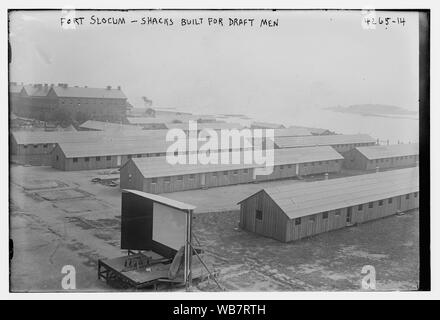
(326, 104, 418, 121)
(330, 110, 419, 120)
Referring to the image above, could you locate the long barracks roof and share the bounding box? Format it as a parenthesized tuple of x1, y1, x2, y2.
(50, 86, 127, 99)
(355, 143, 419, 160)
(11, 129, 168, 145)
(56, 138, 170, 158)
(55, 133, 259, 158)
(274, 134, 376, 148)
(241, 168, 418, 220)
(129, 146, 343, 179)
(165, 122, 244, 131)
(272, 128, 312, 137)
(79, 120, 141, 132)
(122, 189, 196, 211)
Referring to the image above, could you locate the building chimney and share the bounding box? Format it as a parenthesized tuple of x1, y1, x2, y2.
(324, 173, 329, 180)
(106, 85, 112, 90)
(117, 86, 121, 90)
(376, 166, 380, 173)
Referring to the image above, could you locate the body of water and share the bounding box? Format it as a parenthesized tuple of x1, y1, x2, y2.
(238, 108, 419, 145)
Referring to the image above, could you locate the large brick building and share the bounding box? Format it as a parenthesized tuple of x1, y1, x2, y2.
(10, 82, 129, 122)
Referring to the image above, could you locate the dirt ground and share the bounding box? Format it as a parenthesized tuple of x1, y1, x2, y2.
(9, 165, 419, 292)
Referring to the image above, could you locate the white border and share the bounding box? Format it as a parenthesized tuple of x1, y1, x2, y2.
(1, 0, 438, 300)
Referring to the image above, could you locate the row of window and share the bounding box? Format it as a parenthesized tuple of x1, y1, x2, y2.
(149, 159, 340, 184)
(373, 155, 418, 163)
(356, 193, 418, 210)
(303, 160, 339, 167)
(333, 143, 371, 148)
(150, 169, 253, 183)
(73, 156, 113, 163)
(255, 192, 419, 223)
(66, 153, 166, 163)
(23, 143, 52, 149)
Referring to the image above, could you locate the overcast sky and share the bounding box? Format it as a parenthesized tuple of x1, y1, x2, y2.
(9, 10, 419, 117)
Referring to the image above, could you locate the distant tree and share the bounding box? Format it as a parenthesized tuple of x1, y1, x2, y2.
(142, 96, 153, 107)
(145, 107, 156, 117)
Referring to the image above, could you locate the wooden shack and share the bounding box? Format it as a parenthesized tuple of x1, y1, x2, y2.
(273, 134, 376, 155)
(238, 168, 419, 242)
(344, 143, 419, 170)
(120, 146, 344, 194)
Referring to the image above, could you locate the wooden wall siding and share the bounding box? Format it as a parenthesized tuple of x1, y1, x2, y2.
(242, 192, 419, 243)
(12, 154, 52, 166)
(10, 139, 56, 166)
(344, 148, 419, 170)
(239, 191, 287, 242)
(344, 149, 369, 170)
(13, 143, 56, 156)
(298, 160, 342, 176)
(133, 161, 342, 194)
(365, 156, 419, 170)
(285, 208, 348, 242)
(329, 142, 375, 155)
(120, 161, 144, 191)
(52, 151, 167, 171)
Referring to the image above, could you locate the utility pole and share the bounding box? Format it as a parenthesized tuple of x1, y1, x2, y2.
(185, 209, 194, 291)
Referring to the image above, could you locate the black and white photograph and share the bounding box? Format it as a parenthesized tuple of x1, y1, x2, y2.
(3, 2, 434, 300)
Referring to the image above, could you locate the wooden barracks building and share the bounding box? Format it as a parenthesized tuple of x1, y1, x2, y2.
(273, 134, 376, 155)
(344, 143, 419, 171)
(50, 133, 259, 171)
(10, 129, 168, 166)
(120, 146, 344, 194)
(238, 168, 419, 242)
